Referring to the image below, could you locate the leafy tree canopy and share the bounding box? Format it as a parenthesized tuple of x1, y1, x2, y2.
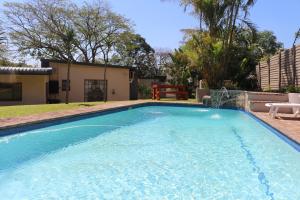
(0, 22, 7, 59)
(162, 0, 283, 90)
(256, 31, 283, 57)
(111, 32, 156, 77)
(3, 0, 160, 78)
(4, 0, 131, 63)
(165, 49, 191, 85)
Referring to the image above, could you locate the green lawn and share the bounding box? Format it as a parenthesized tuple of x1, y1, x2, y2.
(158, 98, 197, 103)
(0, 102, 105, 119)
(0, 99, 197, 119)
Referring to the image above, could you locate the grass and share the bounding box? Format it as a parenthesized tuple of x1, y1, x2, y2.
(158, 98, 197, 103)
(0, 102, 105, 119)
(0, 98, 197, 119)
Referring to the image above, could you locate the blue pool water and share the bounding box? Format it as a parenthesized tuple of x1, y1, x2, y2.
(0, 105, 299, 199)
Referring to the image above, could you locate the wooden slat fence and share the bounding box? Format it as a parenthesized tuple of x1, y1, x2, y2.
(256, 44, 300, 90)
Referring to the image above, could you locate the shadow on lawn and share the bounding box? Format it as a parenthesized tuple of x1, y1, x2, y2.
(78, 104, 96, 107)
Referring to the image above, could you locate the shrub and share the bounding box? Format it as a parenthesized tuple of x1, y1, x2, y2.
(138, 84, 151, 98)
(278, 85, 300, 93)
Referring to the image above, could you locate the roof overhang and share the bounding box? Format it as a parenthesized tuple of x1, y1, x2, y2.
(41, 59, 133, 70)
(0, 66, 52, 75)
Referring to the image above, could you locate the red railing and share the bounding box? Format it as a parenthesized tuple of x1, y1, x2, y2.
(152, 84, 188, 100)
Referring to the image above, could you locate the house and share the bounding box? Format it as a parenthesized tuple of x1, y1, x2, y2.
(0, 66, 51, 105)
(0, 59, 131, 106)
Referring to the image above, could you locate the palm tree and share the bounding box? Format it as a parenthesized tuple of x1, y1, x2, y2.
(180, 0, 257, 85)
(180, 0, 256, 42)
(293, 28, 300, 46)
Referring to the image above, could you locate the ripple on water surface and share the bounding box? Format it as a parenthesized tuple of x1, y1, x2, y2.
(0, 106, 299, 199)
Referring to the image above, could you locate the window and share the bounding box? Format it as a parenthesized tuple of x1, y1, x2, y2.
(84, 80, 106, 102)
(49, 81, 59, 94)
(0, 83, 22, 101)
(62, 80, 70, 91)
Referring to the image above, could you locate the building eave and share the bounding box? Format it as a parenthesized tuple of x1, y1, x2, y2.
(41, 59, 133, 70)
(0, 66, 52, 75)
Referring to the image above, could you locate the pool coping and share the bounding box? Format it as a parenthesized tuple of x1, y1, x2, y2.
(0, 101, 199, 131)
(0, 102, 142, 130)
(0, 101, 299, 152)
(243, 111, 300, 152)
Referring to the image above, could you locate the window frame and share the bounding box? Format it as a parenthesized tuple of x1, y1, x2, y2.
(62, 80, 71, 91)
(0, 82, 22, 101)
(49, 80, 59, 94)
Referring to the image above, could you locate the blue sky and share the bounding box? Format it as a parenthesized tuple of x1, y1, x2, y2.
(1, 0, 299, 50)
(106, 0, 300, 49)
(107, 0, 198, 50)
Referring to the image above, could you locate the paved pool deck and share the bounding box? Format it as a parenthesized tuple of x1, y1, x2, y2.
(0, 100, 196, 130)
(0, 100, 299, 145)
(250, 111, 300, 145)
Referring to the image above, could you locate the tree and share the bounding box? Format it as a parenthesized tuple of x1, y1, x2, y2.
(4, 0, 130, 63)
(0, 17, 35, 67)
(176, 0, 257, 88)
(257, 31, 283, 57)
(73, 1, 130, 63)
(293, 28, 300, 46)
(164, 1, 285, 90)
(181, 26, 283, 89)
(154, 49, 172, 76)
(5, 0, 131, 102)
(165, 49, 191, 85)
(97, 13, 130, 102)
(0, 22, 7, 59)
(181, 32, 224, 88)
(63, 28, 76, 104)
(112, 32, 156, 78)
(5, 0, 76, 61)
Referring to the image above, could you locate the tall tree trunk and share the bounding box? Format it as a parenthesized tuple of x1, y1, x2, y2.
(199, 12, 203, 31)
(221, 0, 239, 85)
(103, 65, 107, 102)
(103, 54, 108, 102)
(65, 58, 71, 104)
(228, 2, 240, 49)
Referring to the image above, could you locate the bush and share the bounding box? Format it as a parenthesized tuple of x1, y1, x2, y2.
(138, 84, 151, 99)
(283, 85, 300, 93)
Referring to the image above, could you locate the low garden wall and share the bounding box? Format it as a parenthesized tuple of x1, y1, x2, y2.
(195, 89, 210, 102)
(196, 88, 294, 113)
(246, 92, 291, 113)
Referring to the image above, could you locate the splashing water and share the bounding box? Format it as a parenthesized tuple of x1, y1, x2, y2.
(213, 87, 231, 108)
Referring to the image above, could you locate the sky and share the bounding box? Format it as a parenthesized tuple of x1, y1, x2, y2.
(0, 0, 299, 56)
(107, 0, 198, 50)
(105, 0, 300, 49)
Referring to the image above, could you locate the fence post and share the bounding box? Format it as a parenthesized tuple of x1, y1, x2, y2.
(267, 57, 271, 89)
(258, 62, 261, 89)
(292, 45, 296, 86)
(278, 50, 282, 90)
(293, 45, 298, 87)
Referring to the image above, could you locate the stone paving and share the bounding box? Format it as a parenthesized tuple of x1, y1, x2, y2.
(0, 100, 146, 129)
(0, 100, 196, 130)
(251, 111, 300, 144)
(0, 100, 299, 145)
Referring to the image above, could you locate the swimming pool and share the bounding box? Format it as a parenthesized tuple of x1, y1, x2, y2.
(0, 105, 299, 199)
